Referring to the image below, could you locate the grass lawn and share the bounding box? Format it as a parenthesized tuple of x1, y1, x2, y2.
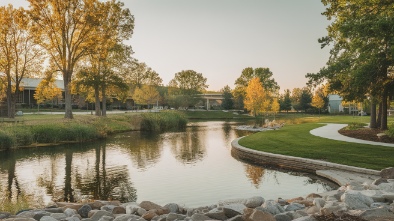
(238, 123, 394, 170)
(182, 110, 253, 119)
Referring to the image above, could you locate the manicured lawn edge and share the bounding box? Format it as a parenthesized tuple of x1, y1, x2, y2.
(237, 123, 394, 170)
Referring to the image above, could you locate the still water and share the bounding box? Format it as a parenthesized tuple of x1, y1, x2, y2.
(0, 121, 336, 208)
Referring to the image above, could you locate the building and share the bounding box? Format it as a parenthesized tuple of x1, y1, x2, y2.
(328, 94, 343, 113)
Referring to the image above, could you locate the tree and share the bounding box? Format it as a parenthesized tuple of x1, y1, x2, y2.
(220, 85, 233, 110)
(271, 97, 280, 120)
(306, 0, 394, 129)
(312, 91, 325, 115)
(234, 67, 279, 110)
(0, 5, 43, 118)
(133, 85, 160, 108)
(244, 77, 268, 118)
(291, 87, 312, 112)
(279, 89, 292, 112)
(28, 0, 134, 119)
(127, 60, 163, 87)
(167, 70, 208, 109)
(34, 71, 62, 110)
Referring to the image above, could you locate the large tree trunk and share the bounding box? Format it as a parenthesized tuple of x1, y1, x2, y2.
(377, 102, 382, 129)
(101, 85, 107, 117)
(369, 99, 377, 128)
(6, 76, 15, 118)
(381, 90, 388, 130)
(63, 72, 73, 119)
(94, 85, 101, 116)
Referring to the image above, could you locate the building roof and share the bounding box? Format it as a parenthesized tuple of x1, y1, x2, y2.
(20, 78, 64, 90)
(328, 94, 342, 101)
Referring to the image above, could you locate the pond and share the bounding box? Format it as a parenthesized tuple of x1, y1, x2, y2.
(0, 121, 337, 208)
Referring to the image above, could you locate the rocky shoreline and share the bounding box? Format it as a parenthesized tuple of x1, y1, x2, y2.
(1, 168, 394, 221)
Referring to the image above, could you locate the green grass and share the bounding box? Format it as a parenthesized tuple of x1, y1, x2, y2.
(182, 110, 253, 119)
(238, 123, 394, 170)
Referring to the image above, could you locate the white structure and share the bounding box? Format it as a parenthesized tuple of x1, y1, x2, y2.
(328, 94, 344, 113)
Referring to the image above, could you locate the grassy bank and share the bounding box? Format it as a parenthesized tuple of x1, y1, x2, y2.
(238, 122, 394, 170)
(0, 111, 187, 150)
(182, 110, 253, 119)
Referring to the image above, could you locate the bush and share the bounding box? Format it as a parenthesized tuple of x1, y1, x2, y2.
(386, 124, 394, 138)
(345, 122, 366, 130)
(0, 130, 15, 150)
(140, 111, 187, 132)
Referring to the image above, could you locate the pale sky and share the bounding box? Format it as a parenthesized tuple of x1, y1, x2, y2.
(1, 0, 331, 92)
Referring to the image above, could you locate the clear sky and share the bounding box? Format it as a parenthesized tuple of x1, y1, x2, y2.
(1, 0, 331, 92)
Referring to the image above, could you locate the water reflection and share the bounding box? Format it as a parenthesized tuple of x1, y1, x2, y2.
(0, 121, 337, 208)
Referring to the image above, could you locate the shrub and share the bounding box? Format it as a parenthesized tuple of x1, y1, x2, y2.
(386, 124, 394, 138)
(140, 111, 187, 132)
(0, 130, 15, 150)
(345, 122, 366, 130)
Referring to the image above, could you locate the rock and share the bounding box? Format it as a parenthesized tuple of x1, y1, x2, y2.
(313, 198, 325, 209)
(163, 203, 179, 214)
(65, 208, 78, 217)
(56, 202, 84, 210)
(44, 208, 64, 213)
(340, 192, 373, 209)
(350, 207, 394, 221)
(151, 214, 167, 221)
(33, 211, 51, 221)
(305, 193, 322, 200)
(222, 203, 246, 218)
(97, 215, 114, 221)
(346, 182, 364, 191)
(101, 205, 116, 212)
(244, 196, 264, 208)
(286, 211, 308, 220)
(50, 213, 67, 220)
(40, 217, 58, 221)
(16, 210, 35, 218)
(113, 214, 146, 221)
(382, 193, 394, 202)
(226, 215, 243, 221)
(320, 202, 348, 216)
(166, 213, 186, 221)
(65, 217, 81, 221)
(3, 219, 36, 221)
(248, 209, 275, 221)
(285, 203, 305, 211)
(372, 178, 388, 186)
(377, 182, 394, 192)
(0, 212, 11, 219)
(276, 198, 287, 206)
(204, 208, 227, 220)
(112, 207, 126, 214)
(274, 213, 292, 221)
(370, 202, 390, 209)
(136, 208, 147, 216)
(360, 190, 386, 202)
(139, 201, 163, 211)
(125, 204, 141, 215)
(78, 204, 92, 218)
(261, 200, 285, 215)
(292, 216, 317, 221)
(90, 211, 113, 221)
(190, 213, 211, 221)
(141, 210, 157, 221)
(381, 167, 394, 179)
(287, 197, 304, 203)
(305, 206, 319, 215)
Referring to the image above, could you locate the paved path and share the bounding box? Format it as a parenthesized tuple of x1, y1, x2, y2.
(310, 123, 394, 147)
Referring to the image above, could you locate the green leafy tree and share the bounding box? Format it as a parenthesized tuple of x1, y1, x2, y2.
(279, 89, 292, 112)
(306, 0, 394, 129)
(221, 85, 234, 110)
(291, 87, 312, 112)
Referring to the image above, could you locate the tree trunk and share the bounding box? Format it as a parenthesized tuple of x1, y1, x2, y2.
(101, 85, 107, 117)
(369, 99, 377, 128)
(6, 76, 15, 118)
(377, 102, 382, 129)
(94, 85, 101, 116)
(381, 90, 388, 130)
(63, 72, 73, 119)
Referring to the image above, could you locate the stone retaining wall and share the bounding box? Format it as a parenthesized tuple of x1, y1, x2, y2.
(231, 137, 380, 176)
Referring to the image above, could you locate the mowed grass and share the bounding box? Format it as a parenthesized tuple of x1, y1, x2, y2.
(238, 123, 394, 170)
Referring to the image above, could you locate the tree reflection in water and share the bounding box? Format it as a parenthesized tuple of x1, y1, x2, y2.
(169, 126, 206, 164)
(244, 164, 266, 188)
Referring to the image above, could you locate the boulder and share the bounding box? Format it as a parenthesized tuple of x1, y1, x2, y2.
(377, 182, 394, 192)
(370, 202, 390, 209)
(286, 211, 308, 220)
(292, 216, 318, 221)
(141, 210, 157, 221)
(97, 215, 114, 221)
(360, 190, 386, 202)
(248, 209, 275, 221)
(340, 192, 373, 209)
(222, 203, 246, 218)
(320, 202, 348, 216)
(113, 214, 146, 221)
(65, 217, 81, 221)
(227, 215, 243, 221)
(40, 217, 58, 221)
(276, 198, 287, 206)
(0, 212, 11, 219)
(382, 193, 394, 202)
(381, 167, 394, 179)
(305, 206, 319, 215)
(261, 200, 285, 215)
(163, 203, 179, 214)
(305, 193, 322, 200)
(136, 208, 147, 216)
(274, 213, 292, 221)
(190, 213, 211, 221)
(166, 213, 186, 221)
(32, 211, 51, 220)
(112, 207, 126, 214)
(372, 178, 388, 186)
(204, 208, 227, 220)
(124, 203, 141, 215)
(139, 201, 163, 211)
(243, 196, 264, 208)
(64, 208, 77, 217)
(78, 204, 92, 218)
(44, 208, 64, 213)
(90, 210, 114, 221)
(349, 207, 394, 221)
(285, 203, 305, 211)
(50, 213, 67, 220)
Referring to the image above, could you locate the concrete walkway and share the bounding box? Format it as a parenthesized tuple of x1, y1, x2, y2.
(310, 123, 394, 147)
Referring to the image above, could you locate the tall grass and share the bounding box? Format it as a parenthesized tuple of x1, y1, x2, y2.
(140, 111, 187, 131)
